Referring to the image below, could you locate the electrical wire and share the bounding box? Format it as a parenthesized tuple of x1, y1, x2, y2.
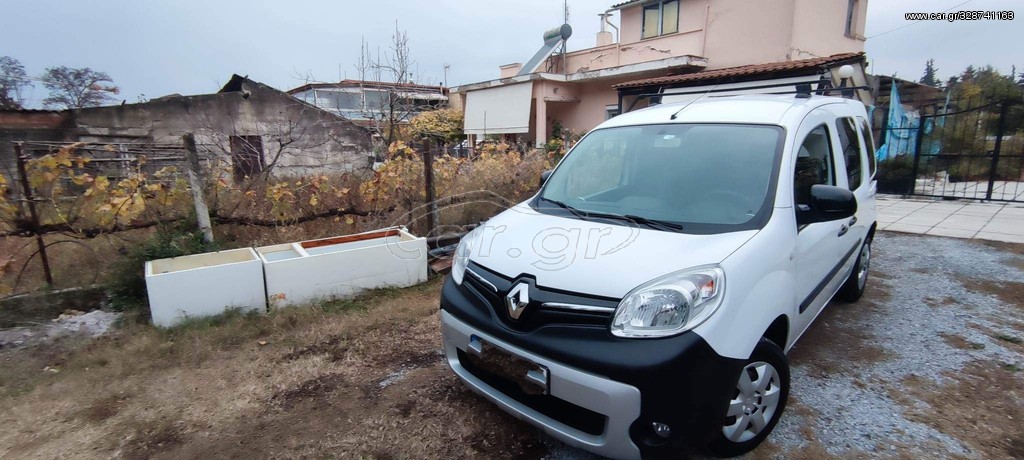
(866, 0, 975, 40)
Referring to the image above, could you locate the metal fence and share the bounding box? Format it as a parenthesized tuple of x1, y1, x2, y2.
(876, 100, 1024, 202)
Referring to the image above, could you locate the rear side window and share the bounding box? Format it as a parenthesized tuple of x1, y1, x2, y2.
(836, 117, 862, 190)
(857, 117, 876, 178)
(794, 125, 835, 206)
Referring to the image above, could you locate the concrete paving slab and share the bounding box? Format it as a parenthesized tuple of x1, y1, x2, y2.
(934, 218, 988, 231)
(974, 231, 1024, 244)
(874, 194, 1024, 244)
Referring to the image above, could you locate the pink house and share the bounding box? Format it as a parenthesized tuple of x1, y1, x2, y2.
(453, 0, 871, 147)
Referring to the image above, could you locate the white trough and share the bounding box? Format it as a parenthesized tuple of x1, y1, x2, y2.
(145, 248, 266, 327)
(258, 227, 428, 309)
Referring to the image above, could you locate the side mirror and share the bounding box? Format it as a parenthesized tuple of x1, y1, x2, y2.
(539, 170, 553, 189)
(797, 184, 857, 225)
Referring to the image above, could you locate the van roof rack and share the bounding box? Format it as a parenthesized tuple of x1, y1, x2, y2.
(622, 79, 868, 111)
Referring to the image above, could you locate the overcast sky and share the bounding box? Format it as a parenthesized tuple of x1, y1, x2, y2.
(1, 0, 1021, 108)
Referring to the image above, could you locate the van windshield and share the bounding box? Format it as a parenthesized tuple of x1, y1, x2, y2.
(537, 123, 783, 232)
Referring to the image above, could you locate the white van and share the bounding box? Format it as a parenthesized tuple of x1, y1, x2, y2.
(440, 94, 877, 458)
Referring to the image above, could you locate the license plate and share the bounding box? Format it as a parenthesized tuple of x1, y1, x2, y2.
(466, 335, 549, 395)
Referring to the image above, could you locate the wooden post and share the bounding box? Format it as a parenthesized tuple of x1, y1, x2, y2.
(182, 134, 215, 244)
(422, 141, 438, 234)
(13, 143, 54, 287)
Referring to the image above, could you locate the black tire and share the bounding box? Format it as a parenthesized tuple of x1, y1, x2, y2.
(706, 338, 790, 458)
(837, 236, 871, 302)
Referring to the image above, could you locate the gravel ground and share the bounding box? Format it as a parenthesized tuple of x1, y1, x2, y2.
(0, 310, 121, 349)
(776, 232, 1023, 457)
(2, 232, 1020, 459)
(545, 231, 1024, 458)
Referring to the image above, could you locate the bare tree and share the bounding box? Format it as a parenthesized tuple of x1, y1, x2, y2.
(40, 66, 120, 109)
(0, 56, 31, 109)
(354, 22, 432, 149)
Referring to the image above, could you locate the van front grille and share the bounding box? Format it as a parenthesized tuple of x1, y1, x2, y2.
(461, 263, 619, 332)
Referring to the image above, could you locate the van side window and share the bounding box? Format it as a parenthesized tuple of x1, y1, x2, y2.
(794, 125, 835, 207)
(836, 117, 862, 190)
(857, 117, 877, 178)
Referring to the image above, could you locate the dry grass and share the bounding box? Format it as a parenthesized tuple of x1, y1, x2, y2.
(0, 277, 548, 459)
(938, 332, 985, 351)
(969, 278, 1024, 310)
(923, 295, 960, 308)
(788, 282, 895, 378)
(897, 361, 1024, 459)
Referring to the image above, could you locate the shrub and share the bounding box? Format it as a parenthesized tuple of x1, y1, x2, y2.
(359, 142, 552, 229)
(107, 220, 216, 312)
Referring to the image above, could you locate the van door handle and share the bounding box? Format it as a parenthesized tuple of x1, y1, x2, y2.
(849, 216, 857, 226)
(838, 224, 849, 237)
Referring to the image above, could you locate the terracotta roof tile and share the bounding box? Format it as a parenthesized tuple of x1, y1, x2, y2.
(613, 52, 865, 89)
(610, 0, 645, 9)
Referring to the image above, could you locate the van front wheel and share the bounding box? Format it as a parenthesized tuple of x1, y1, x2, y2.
(706, 338, 789, 458)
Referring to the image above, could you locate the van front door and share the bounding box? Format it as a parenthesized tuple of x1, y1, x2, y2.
(790, 114, 851, 340)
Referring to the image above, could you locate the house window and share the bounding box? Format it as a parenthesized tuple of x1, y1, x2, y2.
(642, 0, 679, 39)
(845, 0, 859, 37)
(605, 105, 621, 120)
(229, 135, 265, 182)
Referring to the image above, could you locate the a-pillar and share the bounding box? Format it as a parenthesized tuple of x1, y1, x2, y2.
(535, 97, 547, 147)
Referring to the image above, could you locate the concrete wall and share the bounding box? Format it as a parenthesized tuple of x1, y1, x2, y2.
(543, 81, 620, 135)
(561, 0, 865, 74)
(790, 0, 866, 60)
(462, 0, 871, 143)
(69, 79, 373, 177)
(701, 0, 797, 68)
(0, 111, 75, 197)
(564, 0, 705, 73)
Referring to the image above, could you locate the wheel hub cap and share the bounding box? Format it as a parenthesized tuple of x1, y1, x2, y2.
(857, 241, 871, 288)
(722, 361, 781, 443)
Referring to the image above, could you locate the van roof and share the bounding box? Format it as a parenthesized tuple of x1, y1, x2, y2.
(600, 94, 862, 128)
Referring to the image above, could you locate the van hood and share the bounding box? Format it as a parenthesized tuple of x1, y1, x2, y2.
(466, 204, 758, 298)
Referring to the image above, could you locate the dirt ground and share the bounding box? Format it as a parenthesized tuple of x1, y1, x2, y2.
(0, 280, 550, 459)
(0, 231, 1022, 459)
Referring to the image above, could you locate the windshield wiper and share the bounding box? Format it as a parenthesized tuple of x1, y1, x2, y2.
(541, 197, 589, 219)
(624, 214, 684, 231)
(541, 198, 684, 232)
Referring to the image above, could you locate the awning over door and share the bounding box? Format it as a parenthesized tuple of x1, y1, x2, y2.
(464, 83, 533, 135)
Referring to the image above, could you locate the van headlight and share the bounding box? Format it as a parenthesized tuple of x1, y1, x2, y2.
(611, 265, 725, 338)
(451, 226, 482, 285)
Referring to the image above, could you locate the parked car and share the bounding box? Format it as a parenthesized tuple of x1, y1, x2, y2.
(440, 94, 878, 458)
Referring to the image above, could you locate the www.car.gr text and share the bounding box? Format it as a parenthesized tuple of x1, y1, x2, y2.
(905, 11, 1014, 22)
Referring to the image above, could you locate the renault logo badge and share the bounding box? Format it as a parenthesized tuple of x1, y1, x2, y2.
(505, 283, 530, 320)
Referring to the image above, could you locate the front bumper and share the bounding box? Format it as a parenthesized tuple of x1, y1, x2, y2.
(443, 309, 644, 459)
(440, 276, 745, 458)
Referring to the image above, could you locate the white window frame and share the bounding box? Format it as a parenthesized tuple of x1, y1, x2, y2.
(845, 0, 860, 38)
(605, 104, 621, 120)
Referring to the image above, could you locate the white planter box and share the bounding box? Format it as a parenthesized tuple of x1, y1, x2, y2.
(258, 227, 428, 309)
(145, 248, 266, 327)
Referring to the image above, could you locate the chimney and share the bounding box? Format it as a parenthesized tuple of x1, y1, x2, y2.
(500, 63, 523, 78)
(597, 13, 614, 46)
